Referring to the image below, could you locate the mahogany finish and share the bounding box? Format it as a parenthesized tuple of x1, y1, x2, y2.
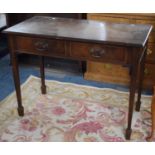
(3, 16, 152, 140)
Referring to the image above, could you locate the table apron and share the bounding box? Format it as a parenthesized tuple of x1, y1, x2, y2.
(12, 35, 135, 65)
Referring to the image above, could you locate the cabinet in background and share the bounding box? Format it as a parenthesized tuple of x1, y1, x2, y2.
(85, 13, 155, 89)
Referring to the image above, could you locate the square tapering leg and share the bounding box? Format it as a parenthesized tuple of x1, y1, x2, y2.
(11, 53, 24, 116)
(40, 56, 47, 94)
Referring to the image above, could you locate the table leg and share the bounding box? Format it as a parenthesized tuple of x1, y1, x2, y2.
(126, 65, 137, 140)
(40, 56, 46, 94)
(135, 48, 146, 111)
(146, 87, 155, 141)
(11, 53, 24, 116)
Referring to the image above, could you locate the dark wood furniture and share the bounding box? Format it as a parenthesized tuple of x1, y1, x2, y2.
(3, 16, 152, 140)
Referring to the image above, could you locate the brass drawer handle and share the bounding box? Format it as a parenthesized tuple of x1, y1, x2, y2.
(144, 68, 149, 75)
(34, 41, 48, 51)
(147, 48, 152, 55)
(89, 47, 105, 58)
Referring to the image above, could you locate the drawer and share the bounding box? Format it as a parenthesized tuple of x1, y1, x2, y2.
(70, 42, 126, 64)
(15, 36, 66, 57)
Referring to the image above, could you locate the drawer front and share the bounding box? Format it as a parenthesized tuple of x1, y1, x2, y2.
(70, 42, 126, 64)
(15, 36, 66, 57)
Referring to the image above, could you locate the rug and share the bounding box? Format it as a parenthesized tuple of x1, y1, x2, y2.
(0, 75, 153, 142)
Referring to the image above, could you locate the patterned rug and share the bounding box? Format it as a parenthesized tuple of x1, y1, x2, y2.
(0, 75, 153, 142)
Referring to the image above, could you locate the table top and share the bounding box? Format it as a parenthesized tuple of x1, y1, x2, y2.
(3, 16, 153, 47)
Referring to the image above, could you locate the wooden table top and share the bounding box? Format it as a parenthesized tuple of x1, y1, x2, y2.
(3, 16, 153, 47)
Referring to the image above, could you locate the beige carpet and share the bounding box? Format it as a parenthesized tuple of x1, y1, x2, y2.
(0, 75, 153, 141)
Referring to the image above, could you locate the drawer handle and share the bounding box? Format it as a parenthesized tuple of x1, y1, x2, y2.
(144, 68, 149, 75)
(34, 41, 48, 51)
(147, 48, 152, 55)
(89, 47, 105, 58)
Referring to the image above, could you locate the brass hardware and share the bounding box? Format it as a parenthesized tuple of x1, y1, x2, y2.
(89, 47, 105, 58)
(147, 49, 152, 55)
(34, 41, 48, 51)
(105, 64, 112, 69)
(144, 68, 149, 75)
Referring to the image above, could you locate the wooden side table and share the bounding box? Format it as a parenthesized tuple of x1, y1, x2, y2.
(3, 16, 152, 140)
(146, 86, 155, 141)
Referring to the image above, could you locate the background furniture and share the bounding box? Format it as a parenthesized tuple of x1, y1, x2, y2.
(85, 13, 155, 90)
(6, 13, 87, 27)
